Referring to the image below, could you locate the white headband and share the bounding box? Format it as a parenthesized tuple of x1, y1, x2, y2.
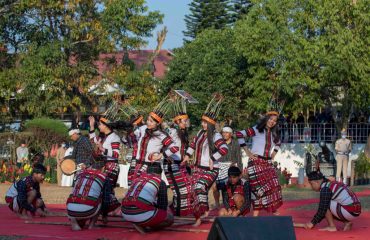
(222, 126, 233, 133)
(68, 129, 80, 136)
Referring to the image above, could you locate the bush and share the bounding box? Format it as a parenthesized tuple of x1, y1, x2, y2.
(24, 118, 68, 137)
(24, 118, 68, 155)
(354, 152, 370, 179)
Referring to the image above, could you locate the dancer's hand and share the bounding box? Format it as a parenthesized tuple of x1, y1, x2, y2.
(209, 160, 213, 170)
(149, 152, 162, 161)
(88, 116, 95, 128)
(271, 151, 277, 160)
(97, 143, 105, 152)
(227, 209, 233, 216)
(304, 222, 314, 229)
(242, 168, 249, 178)
(232, 210, 240, 217)
(181, 155, 190, 166)
(166, 157, 174, 164)
(79, 163, 87, 170)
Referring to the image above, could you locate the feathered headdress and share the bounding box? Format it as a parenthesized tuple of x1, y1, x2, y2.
(266, 95, 285, 116)
(202, 93, 223, 125)
(103, 94, 143, 125)
(149, 94, 174, 123)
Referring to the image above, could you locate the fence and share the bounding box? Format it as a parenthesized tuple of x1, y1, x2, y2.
(278, 123, 369, 144)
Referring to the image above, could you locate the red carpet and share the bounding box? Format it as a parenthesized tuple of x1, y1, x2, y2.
(1, 190, 369, 240)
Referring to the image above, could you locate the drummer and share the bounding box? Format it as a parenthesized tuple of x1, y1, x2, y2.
(68, 129, 95, 170)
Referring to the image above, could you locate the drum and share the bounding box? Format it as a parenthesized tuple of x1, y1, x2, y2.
(61, 158, 76, 176)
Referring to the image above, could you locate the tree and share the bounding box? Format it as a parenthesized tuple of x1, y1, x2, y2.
(163, 28, 250, 127)
(229, 0, 253, 23)
(0, 0, 163, 119)
(183, 0, 231, 40)
(234, 0, 370, 130)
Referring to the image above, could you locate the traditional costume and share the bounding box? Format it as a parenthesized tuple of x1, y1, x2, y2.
(163, 95, 193, 216)
(236, 111, 283, 213)
(310, 178, 361, 226)
(186, 95, 228, 219)
(221, 179, 251, 216)
(216, 126, 243, 191)
(121, 170, 172, 228)
(89, 117, 121, 186)
(5, 164, 46, 215)
(67, 169, 120, 227)
(127, 115, 147, 187)
(132, 97, 179, 178)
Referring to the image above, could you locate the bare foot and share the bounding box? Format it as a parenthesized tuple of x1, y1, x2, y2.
(343, 222, 353, 231)
(319, 226, 337, 232)
(201, 211, 209, 218)
(192, 218, 201, 227)
(102, 216, 108, 225)
(71, 223, 82, 231)
(273, 211, 280, 216)
(133, 224, 146, 234)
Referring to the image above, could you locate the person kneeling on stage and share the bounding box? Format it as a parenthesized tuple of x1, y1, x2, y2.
(121, 165, 174, 234)
(302, 171, 361, 232)
(219, 166, 251, 217)
(5, 163, 48, 219)
(67, 169, 120, 231)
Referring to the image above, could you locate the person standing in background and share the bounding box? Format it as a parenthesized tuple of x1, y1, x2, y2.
(56, 142, 67, 186)
(16, 141, 28, 169)
(335, 128, 352, 185)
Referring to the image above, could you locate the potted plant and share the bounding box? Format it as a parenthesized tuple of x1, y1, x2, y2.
(354, 152, 370, 185)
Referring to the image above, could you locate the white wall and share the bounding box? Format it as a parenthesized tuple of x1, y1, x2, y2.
(241, 143, 365, 177)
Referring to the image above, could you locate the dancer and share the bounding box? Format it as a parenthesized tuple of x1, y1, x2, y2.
(121, 165, 174, 234)
(183, 95, 228, 226)
(133, 97, 179, 178)
(67, 169, 120, 231)
(5, 164, 48, 219)
(89, 116, 121, 187)
(218, 166, 251, 217)
(236, 110, 283, 216)
(300, 171, 361, 232)
(163, 95, 193, 216)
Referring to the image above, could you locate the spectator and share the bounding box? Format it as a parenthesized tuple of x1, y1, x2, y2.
(308, 111, 318, 142)
(16, 141, 28, 169)
(56, 142, 67, 186)
(296, 113, 305, 141)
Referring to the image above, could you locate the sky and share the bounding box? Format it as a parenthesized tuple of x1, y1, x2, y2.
(145, 0, 192, 50)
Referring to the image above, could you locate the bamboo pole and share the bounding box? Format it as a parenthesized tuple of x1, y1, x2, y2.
(293, 223, 306, 228)
(49, 212, 216, 223)
(24, 221, 210, 233)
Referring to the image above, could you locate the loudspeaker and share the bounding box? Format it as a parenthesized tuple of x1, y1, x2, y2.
(208, 216, 296, 240)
